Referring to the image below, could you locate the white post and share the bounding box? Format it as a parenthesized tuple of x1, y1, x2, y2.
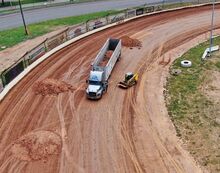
(209, 0, 215, 56)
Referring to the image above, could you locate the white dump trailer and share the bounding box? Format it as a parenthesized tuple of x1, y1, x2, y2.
(86, 38, 121, 99)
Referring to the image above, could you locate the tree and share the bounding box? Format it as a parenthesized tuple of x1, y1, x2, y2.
(1, 0, 5, 5)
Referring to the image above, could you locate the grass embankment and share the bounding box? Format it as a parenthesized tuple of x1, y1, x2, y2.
(0, 10, 117, 50)
(166, 37, 220, 173)
(0, 0, 103, 7)
(163, 2, 193, 9)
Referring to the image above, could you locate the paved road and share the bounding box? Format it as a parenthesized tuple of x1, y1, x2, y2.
(0, 0, 171, 30)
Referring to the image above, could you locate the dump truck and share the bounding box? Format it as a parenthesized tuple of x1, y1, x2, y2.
(86, 38, 121, 99)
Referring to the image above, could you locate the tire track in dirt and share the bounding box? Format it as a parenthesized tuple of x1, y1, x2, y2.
(120, 25, 220, 173)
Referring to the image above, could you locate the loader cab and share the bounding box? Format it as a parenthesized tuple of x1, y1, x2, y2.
(125, 72, 134, 82)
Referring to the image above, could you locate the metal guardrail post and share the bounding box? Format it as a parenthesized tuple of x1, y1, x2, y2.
(1, 70, 7, 87)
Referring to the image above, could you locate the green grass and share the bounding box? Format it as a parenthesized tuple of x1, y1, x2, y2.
(163, 2, 194, 9)
(0, 0, 46, 7)
(0, 10, 117, 50)
(0, 0, 105, 7)
(167, 37, 220, 125)
(166, 36, 220, 172)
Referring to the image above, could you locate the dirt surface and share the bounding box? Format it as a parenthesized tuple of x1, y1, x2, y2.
(33, 78, 74, 96)
(1, 5, 220, 173)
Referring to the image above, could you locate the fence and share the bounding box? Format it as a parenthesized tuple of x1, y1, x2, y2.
(0, 77, 3, 92)
(67, 23, 87, 40)
(26, 41, 47, 64)
(1, 58, 26, 87)
(87, 17, 108, 31)
(45, 31, 67, 51)
(0, 1, 216, 93)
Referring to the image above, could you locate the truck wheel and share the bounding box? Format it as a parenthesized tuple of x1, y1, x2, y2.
(117, 53, 121, 62)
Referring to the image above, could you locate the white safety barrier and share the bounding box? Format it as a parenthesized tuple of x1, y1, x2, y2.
(0, 2, 219, 101)
(202, 45, 220, 60)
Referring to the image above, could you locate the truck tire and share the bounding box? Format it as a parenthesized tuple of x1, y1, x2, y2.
(100, 91, 103, 99)
(117, 52, 121, 62)
(181, 60, 192, 68)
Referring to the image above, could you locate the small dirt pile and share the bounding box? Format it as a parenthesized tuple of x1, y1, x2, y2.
(33, 78, 74, 96)
(120, 36, 142, 48)
(10, 131, 61, 162)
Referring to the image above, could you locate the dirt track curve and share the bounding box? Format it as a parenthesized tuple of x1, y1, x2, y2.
(1, 5, 220, 173)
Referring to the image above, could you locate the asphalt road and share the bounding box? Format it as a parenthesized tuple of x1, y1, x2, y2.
(0, 0, 175, 30)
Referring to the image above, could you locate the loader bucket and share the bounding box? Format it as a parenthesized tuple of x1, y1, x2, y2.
(117, 82, 129, 89)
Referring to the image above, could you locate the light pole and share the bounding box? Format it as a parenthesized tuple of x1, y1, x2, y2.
(209, 0, 215, 56)
(18, 0, 28, 35)
(162, 0, 165, 8)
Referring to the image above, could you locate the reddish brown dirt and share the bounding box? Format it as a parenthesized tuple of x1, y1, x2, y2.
(99, 50, 113, 67)
(33, 78, 74, 96)
(10, 131, 61, 162)
(159, 55, 171, 66)
(0, 4, 220, 173)
(105, 50, 113, 59)
(120, 35, 142, 48)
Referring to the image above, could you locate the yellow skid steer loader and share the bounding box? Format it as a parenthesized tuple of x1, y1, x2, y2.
(118, 72, 138, 89)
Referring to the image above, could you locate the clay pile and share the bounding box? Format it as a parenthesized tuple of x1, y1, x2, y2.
(99, 50, 113, 67)
(120, 36, 142, 48)
(33, 78, 74, 96)
(11, 131, 61, 162)
(105, 50, 113, 59)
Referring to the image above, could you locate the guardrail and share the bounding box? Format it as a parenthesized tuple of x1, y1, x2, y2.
(0, 1, 218, 99)
(202, 45, 220, 59)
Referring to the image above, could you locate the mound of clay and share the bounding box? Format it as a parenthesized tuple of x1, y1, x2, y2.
(99, 50, 113, 67)
(33, 78, 74, 96)
(105, 50, 113, 59)
(10, 131, 62, 162)
(120, 36, 142, 48)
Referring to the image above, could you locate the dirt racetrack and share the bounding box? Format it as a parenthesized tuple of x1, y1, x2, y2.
(1, 4, 220, 173)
